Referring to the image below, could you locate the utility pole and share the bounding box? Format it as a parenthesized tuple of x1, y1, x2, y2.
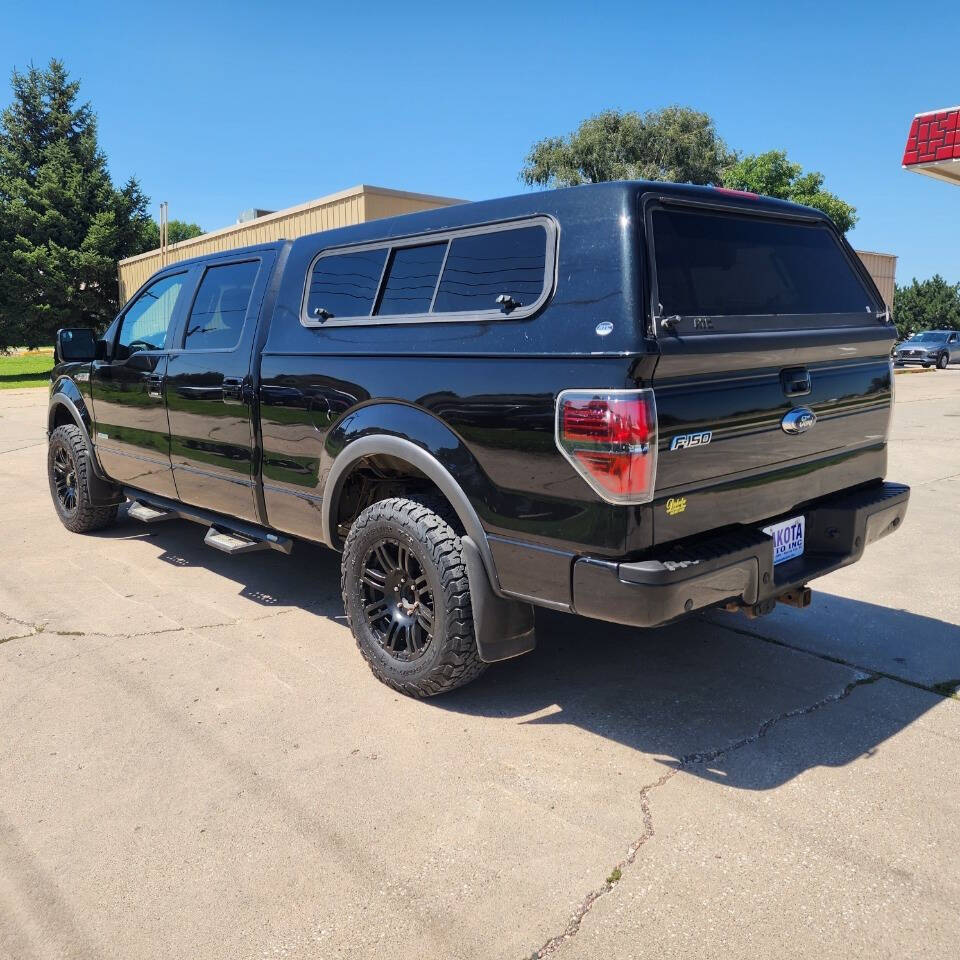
(159, 201, 169, 266)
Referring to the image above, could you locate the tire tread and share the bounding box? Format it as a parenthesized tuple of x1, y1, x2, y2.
(48, 424, 118, 533)
(341, 497, 485, 697)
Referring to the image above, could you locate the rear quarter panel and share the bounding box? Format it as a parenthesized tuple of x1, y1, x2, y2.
(257, 188, 657, 606)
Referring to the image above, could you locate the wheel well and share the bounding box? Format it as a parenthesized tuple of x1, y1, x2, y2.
(332, 453, 465, 545)
(50, 403, 79, 432)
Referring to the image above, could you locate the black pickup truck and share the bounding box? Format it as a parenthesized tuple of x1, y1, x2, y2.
(48, 181, 909, 696)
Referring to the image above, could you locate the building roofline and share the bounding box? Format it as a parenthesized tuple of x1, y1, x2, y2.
(118, 184, 467, 267)
(903, 159, 960, 185)
(911, 105, 960, 118)
(854, 248, 897, 260)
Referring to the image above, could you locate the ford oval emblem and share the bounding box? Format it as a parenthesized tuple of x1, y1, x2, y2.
(781, 407, 817, 434)
(595, 321, 614, 337)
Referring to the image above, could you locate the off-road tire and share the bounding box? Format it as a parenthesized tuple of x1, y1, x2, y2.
(341, 497, 486, 697)
(47, 424, 119, 533)
(937, 352, 949, 370)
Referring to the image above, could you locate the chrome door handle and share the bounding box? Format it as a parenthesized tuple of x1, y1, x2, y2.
(147, 374, 164, 399)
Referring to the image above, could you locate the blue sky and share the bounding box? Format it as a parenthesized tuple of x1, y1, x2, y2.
(2, 0, 957, 284)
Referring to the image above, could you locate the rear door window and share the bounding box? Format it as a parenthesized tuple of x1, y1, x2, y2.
(433, 225, 548, 314)
(652, 208, 877, 319)
(183, 260, 260, 350)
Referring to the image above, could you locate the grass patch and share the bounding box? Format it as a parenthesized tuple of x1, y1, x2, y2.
(0, 350, 55, 389)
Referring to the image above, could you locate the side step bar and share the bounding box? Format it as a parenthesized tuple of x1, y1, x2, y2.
(123, 488, 293, 556)
(204, 527, 273, 555)
(127, 501, 176, 523)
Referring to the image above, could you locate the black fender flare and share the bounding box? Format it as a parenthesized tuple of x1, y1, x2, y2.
(48, 377, 92, 437)
(323, 432, 536, 663)
(322, 432, 501, 592)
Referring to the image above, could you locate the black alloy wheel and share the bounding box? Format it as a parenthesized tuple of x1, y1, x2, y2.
(341, 497, 486, 697)
(52, 444, 78, 516)
(47, 424, 119, 533)
(360, 537, 435, 662)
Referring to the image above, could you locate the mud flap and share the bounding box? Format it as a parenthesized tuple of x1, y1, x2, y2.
(462, 536, 536, 663)
(84, 452, 124, 506)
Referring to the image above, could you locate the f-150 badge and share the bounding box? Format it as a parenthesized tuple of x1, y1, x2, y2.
(670, 431, 712, 451)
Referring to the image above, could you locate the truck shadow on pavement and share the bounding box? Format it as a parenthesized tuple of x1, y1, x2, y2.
(441, 604, 953, 791)
(94, 514, 954, 793)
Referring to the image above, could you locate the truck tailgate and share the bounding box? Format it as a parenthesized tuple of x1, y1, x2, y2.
(651, 334, 893, 543)
(642, 198, 896, 546)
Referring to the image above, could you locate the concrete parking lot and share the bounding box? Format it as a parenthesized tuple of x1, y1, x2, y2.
(1, 371, 958, 960)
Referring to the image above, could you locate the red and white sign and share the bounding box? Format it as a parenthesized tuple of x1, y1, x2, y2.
(903, 107, 960, 185)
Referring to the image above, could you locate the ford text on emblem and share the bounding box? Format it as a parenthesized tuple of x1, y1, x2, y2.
(781, 407, 816, 434)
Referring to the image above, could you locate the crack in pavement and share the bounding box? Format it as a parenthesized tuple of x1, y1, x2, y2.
(0, 609, 36, 629)
(918, 471, 960, 486)
(0, 606, 301, 650)
(0, 609, 44, 645)
(0, 441, 46, 455)
(528, 673, 876, 959)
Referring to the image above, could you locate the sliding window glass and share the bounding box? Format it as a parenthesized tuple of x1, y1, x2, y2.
(306, 248, 388, 320)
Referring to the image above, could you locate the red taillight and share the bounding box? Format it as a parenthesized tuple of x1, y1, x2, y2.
(556, 390, 658, 503)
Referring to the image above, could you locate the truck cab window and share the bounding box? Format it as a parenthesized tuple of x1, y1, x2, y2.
(183, 260, 260, 350)
(116, 273, 187, 359)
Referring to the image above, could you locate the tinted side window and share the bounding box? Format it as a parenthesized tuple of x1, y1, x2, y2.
(306, 248, 388, 319)
(375, 242, 446, 315)
(117, 273, 187, 357)
(183, 261, 259, 350)
(433, 225, 547, 313)
(653, 209, 876, 318)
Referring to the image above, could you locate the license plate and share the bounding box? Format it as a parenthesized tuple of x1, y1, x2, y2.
(763, 515, 805, 565)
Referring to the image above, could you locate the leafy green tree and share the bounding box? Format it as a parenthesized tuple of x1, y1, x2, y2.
(141, 218, 205, 249)
(521, 107, 735, 188)
(0, 60, 156, 349)
(892, 275, 960, 339)
(721, 150, 857, 232)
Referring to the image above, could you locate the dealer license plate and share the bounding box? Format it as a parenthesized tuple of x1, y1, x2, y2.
(763, 515, 805, 565)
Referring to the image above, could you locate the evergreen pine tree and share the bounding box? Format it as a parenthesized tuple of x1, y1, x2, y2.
(0, 59, 154, 349)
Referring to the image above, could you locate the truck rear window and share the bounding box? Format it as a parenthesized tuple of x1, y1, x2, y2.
(652, 208, 877, 318)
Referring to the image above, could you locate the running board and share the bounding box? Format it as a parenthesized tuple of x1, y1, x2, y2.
(204, 527, 273, 555)
(128, 501, 176, 523)
(121, 487, 293, 555)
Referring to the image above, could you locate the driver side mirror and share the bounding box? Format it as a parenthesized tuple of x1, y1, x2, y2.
(55, 327, 102, 363)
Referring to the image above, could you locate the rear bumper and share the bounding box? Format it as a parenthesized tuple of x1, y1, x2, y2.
(572, 482, 909, 628)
